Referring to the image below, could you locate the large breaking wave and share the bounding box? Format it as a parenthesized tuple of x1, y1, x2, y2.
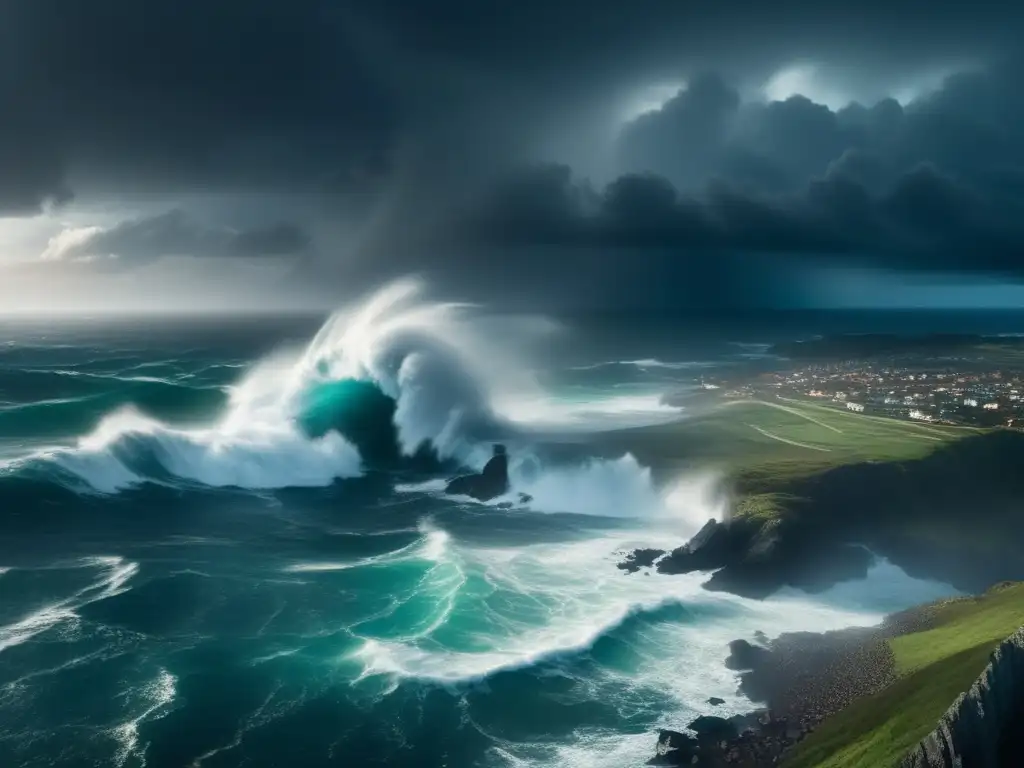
(3, 279, 683, 499)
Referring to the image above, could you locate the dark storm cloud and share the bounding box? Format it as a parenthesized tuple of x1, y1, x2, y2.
(42, 210, 312, 268)
(434, 52, 1024, 284)
(448, 153, 1024, 273)
(614, 59, 1024, 196)
(2, 0, 1024, 309)
(2, 0, 1021, 203)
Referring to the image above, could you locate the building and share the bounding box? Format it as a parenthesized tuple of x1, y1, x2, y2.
(909, 409, 936, 422)
(983, 402, 999, 410)
(846, 402, 865, 412)
(964, 398, 979, 407)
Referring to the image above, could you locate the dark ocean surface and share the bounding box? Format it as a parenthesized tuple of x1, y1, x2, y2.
(2, 287, 1015, 767)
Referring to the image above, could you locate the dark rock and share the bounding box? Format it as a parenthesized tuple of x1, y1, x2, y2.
(690, 519, 723, 551)
(656, 519, 749, 575)
(445, 444, 510, 501)
(687, 715, 738, 743)
(646, 729, 699, 766)
(725, 639, 770, 671)
(707, 697, 726, 706)
(618, 548, 665, 574)
(702, 532, 875, 600)
(517, 492, 533, 504)
(727, 710, 768, 733)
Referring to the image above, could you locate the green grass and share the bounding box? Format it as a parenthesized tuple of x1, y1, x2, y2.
(783, 583, 1024, 768)
(891, 583, 1024, 674)
(601, 397, 975, 495)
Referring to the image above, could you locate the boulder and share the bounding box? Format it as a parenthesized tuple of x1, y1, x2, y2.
(707, 697, 726, 706)
(728, 710, 768, 734)
(687, 715, 739, 743)
(656, 519, 746, 574)
(646, 730, 699, 766)
(725, 639, 770, 671)
(445, 444, 510, 501)
(618, 548, 666, 574)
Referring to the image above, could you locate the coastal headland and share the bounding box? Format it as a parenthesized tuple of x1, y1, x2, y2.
(599, 379, 1024, 766)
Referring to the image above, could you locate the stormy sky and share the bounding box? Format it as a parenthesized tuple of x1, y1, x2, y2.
(2, 0, 1024, 314)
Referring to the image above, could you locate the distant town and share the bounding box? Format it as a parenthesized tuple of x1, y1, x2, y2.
(701, 347, 1024, 429)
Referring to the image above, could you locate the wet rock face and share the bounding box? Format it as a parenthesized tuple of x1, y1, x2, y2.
(646, 730, 699, 766)
(655, 519, 745, 574)
(903, 627, 1024, 768)
(444, 444, 510, 501)
(724, 639, 770, 671)
(687, 715, 738, 743)
(646, 514, 874, 600)
(617, 548, 665, 573)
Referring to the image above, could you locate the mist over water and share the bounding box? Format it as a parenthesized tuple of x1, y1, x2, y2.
(0, 281, 962, 767)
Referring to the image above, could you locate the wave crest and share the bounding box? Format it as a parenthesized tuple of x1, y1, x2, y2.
(5, 278, 682, 492)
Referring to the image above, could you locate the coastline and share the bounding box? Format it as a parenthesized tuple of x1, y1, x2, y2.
(646, 585, 1024, 767)
(607, 416, 1024, 767)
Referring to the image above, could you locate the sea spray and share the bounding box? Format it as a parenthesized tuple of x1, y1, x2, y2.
(10, 278, 681, 492)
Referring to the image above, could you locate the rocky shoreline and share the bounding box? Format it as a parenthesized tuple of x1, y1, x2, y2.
(618, 429, 1024, 599)
(645, 605, 946, 766)
(621, 430, 1024, 766)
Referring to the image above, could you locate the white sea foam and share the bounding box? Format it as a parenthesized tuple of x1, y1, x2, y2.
(350, 527, 956, 685)
(400, 450, 723, 529)
(111, 669, 177, 768)
(347, 473, 957, 768)
(0, 556, 138, 655)
(346, 512, 958, 768)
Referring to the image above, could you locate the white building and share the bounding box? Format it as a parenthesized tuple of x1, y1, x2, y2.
(909, 409, 936, 422)
(846, 402, 865, 412)
(964, 398, 979, 407)
(983, 402, 999, 410)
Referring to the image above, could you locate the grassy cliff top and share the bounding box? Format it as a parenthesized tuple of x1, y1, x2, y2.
(601, 396, 983, 501)
(784, 582, 1024, 768)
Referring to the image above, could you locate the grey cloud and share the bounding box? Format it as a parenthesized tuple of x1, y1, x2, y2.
(614, 57, 1024, 199)
(42, 210, 312, 268)
(445, 157, 1024, 272)
(1, 0, 1022, 210)
(2, 0, 1024, 313)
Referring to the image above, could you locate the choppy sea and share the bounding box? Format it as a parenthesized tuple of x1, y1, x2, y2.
(0, 281, 971, 767)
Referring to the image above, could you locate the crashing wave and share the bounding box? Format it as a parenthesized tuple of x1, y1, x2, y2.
(5, 278, 683, 493)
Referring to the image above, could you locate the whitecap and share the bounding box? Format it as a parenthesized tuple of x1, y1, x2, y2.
(0, 556, 138, 655)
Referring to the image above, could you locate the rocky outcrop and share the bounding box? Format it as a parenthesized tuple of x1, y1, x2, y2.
(645, 710, 811, 766)
(902, 626, 1024, 768)
(620, 430, 1024, 600)
(617, 548, 665, 574)
(640, 516, 874, 599)
(445, 444, 510, 501)
(646, 729, 699, 766)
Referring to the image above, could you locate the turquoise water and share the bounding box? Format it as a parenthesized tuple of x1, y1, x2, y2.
(0, 285, 961, 767)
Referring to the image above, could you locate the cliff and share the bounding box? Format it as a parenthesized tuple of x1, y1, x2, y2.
(621, 429, 1024, 598)
(902, 626, 1024, 768)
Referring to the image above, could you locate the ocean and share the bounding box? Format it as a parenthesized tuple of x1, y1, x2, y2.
(0, 281, 998, 768)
